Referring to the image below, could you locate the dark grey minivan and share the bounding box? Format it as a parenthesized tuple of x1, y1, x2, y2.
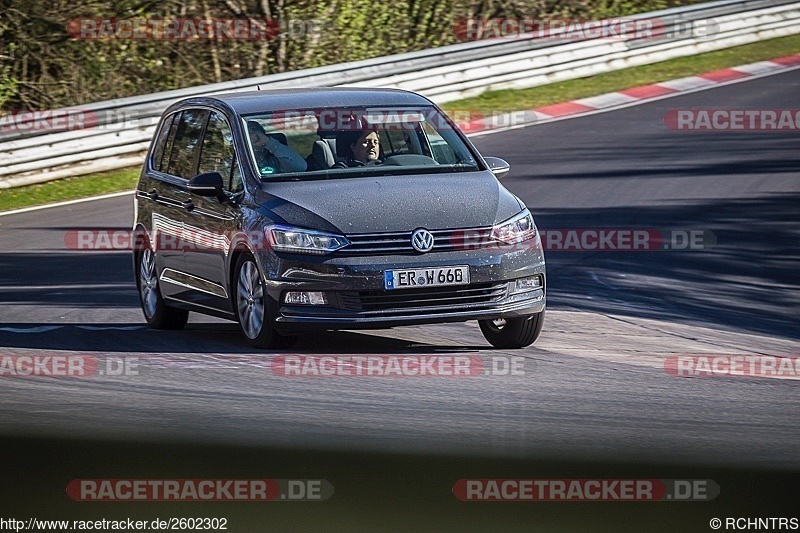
(133, 88, 545, 348)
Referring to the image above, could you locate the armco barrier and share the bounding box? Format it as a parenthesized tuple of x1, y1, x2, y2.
(1, 0, 798, 188)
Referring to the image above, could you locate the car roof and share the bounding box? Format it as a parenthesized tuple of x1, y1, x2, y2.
(194, 88, 434, 116)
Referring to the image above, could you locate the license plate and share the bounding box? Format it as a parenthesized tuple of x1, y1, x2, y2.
(384, 266, 469, 290)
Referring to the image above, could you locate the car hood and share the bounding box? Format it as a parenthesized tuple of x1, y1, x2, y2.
(253, 171, 524, 234)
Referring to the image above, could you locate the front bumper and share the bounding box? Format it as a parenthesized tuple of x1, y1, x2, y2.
(276, 289, 545, 329)
(256, 246, 546, 332)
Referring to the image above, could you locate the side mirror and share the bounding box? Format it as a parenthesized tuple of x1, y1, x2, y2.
(187, 172, 224, 197)
(484, 157, 510, 179)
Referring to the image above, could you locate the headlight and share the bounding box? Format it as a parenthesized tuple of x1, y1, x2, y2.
(266, 225, 349, 254)
(491, 209, 537, 245)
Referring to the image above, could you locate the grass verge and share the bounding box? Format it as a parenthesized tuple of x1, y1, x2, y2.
(1, 33, 798, 213)
(0, 168, 140, 213)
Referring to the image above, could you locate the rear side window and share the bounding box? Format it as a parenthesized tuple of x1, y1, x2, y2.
(166, 109, 209, 179)
(150, 113, 176, 172)
(198, 112, 241, 191)
(157, 112, 182, 173)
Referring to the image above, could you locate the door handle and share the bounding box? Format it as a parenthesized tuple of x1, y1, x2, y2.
(182, 199, 195, 212)
(147, 189, 158, 200)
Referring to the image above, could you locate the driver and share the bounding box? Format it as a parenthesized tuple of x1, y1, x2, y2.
(333, 128, 382, 168)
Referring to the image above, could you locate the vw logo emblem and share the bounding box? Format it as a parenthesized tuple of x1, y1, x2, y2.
(411, 228, 435, 253)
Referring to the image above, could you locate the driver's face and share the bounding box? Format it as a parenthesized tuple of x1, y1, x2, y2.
(351, 131, 380, 163)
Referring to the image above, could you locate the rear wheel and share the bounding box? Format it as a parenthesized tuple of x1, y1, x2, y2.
(137, 248, 189, 330)
(234, 253, 297, 349)
(479, 311, 544, 349)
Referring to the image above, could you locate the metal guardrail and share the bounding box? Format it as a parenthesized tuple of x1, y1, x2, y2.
(1, 0, 798, 188)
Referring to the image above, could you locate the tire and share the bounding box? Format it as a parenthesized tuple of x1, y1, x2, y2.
(234, 252, 297, 349)
(479, 311, 544, 349)
(136, 247, 189, 330)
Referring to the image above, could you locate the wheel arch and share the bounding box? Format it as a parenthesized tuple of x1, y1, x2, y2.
(227, 237, 258, 307)
(131, 223, 152, 284)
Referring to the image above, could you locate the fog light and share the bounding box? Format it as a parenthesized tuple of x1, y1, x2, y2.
(283, 291, 327, 305)
(513, 276, 542, 293)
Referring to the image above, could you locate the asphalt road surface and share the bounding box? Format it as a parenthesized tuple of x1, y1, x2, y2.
(1, 70, 798, 531)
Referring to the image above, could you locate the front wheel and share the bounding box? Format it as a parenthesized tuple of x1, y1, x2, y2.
(234, 253, 297, 349)
(479, 311, 544, 349)
(136, 248, 189, 330)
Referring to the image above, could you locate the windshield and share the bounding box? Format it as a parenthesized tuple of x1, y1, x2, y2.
(242, 106, 480, 180)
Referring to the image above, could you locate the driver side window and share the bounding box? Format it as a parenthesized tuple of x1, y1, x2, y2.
(198, 111, 242, 192)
